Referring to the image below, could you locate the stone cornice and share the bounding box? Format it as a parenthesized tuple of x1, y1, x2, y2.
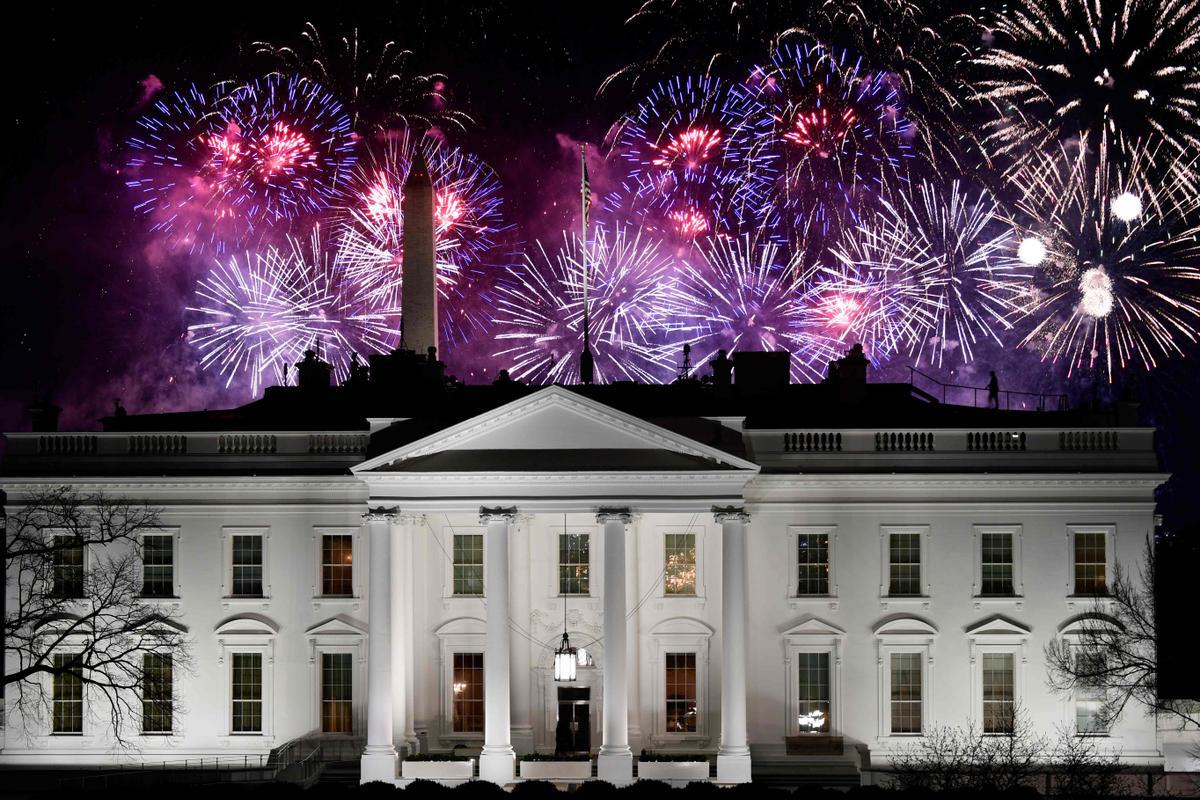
(479, 506, 519, 524)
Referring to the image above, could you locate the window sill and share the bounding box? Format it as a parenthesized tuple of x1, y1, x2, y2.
(788, 596, 839, 611)
(312, 596, 361, 612)
(973, 596, 1024, 611)
(880, 596, 931, 611)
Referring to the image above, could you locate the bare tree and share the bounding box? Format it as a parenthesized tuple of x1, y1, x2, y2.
(4, 486, 191, 747)
(1045, 537, 1200, 731)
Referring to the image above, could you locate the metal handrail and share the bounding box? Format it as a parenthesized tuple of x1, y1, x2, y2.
(909, 367, 1068, 411)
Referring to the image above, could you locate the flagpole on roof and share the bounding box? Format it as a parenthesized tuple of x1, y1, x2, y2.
(579, 142, 595, 385)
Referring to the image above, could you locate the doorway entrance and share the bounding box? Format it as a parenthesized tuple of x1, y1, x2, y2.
(555, 687, 591, 755)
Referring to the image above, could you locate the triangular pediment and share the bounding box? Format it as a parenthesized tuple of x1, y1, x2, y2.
(781, 616, 846, 638)
(306, 615, 367, 637)
(354, 386, 757, 473)
(965, 615, 1031, 638)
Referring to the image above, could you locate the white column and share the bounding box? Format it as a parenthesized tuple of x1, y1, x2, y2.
(715, 506, 752, 783)
(360, 507, 398, 784)
(402, 517, 419, 753)
(479, 506, 517, 784)
(390, 516, 407, 751)
(597, 508, 633, 784)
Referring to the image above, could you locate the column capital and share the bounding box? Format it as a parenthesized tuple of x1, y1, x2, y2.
(363, 505, 401, 522)
(479, 506, 518, 525)
(712, 505, 750, 524)
(596, 507, 633, 524)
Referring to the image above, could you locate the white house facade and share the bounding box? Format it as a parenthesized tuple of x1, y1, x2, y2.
(0, 363, 1178, 785)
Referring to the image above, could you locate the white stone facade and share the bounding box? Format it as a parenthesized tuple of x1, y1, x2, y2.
(0, 386, 1173, 783)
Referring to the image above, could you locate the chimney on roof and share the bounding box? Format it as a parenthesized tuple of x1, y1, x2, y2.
(826, 343, 869, 404)
(295, 348, 332, 394)
(28, 398, 62, 432)
(402, 145, 438, 356)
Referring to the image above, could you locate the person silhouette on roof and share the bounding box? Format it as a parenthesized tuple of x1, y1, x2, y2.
(987, 371, 1000, 409)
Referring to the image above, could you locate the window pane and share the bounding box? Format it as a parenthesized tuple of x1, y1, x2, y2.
(796, 652, 831, 733)
(797, 533, 830, 595)
(231, 536, 263, 598)
(322, 535, 354, 597)
(453, 534, 484, 596)
(980, 532, 1014, 596)
(1075, 651, 1108, 734)
(982, 653, 1015, 734)
(890, 653, 922, 734)
(889, 533, 922, 596)
(52, 653, 83, 734)
(558, 533, 590, 595)
(664, 652, 697, 733)
(142, 535, 174, 598)
(321, 653, 354, 733)
(142, 654, 173, 733)
(53, 535, 85, 599)
(664, 533, 697, 595)
(1074, 533, 1107, 595)
(231, 652, 263, 733)
(452, 653, 484, 733)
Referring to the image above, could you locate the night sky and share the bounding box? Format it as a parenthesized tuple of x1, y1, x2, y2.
(2, 1, 1200, 532)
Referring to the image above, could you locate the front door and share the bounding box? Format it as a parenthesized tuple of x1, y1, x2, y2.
(555, 687, 591, 755)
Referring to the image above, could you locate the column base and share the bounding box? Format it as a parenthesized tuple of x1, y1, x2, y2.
(717, 752, 752, 784)
(360, 747, 398, 784)
(479, 747, 516, 784)
(597, 748, 634, 784)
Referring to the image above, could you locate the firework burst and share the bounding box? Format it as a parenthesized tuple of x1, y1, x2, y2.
(662, 233, 841, 382)
(335, 130, 508, 343)
(1008, 139, 1200, 380)
(975, 0, 1200, 168)
(188, 227, 401, 395)
(734, 42, 914, 246)
(607, 75, 768, 240)
(493, 225, 677, 384)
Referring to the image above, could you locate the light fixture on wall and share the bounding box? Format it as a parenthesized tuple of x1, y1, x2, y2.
(554, 513, 578, 682)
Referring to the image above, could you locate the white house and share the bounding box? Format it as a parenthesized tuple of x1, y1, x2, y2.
(0, 346, 1179, 785)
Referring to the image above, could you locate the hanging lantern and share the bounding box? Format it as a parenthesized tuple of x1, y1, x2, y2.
(554, 631, 577, 682)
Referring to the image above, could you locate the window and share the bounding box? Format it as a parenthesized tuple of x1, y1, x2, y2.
(321, 653, 353, 733)
(558, 533, 590, 595)
(889, 533, 922, 596)
(796, 652, 831, 733)
(231, 535, 263, 598)
(452, 652, 484, 733)
(982, 653, 1015, 734)
(52, 653, 83, 734)
(979, 532, 1014, 596)
(453, 534, 484, 596)
(142, 654, 173, 734)
(1074, 532, 1107, 595)
(1075, 651, 1108, 735)
(141, 535, 174, 598)
(321, 534, 353, 597)
(664, 652, 697, 733)
(797, 532, 830, 596)
(231, 652, 263, 733)
(664, 532, 697, 595)
(53, 535, 84, 599)
(890, 653, 922, 734)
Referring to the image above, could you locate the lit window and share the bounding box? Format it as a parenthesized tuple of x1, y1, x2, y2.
(796, 652, 831, 733)
(52, 653, 83, 734)
(53, 535, 84, 599)
(142, 653, 173, 734)
(664, 652, 697, 732)
(664, 533, 697, 595)
(558, 533, 590, 596)
(321, 653, 353, 734)
(453, 534, 484, 596)
(980, 532, 1014, 596)
(231, 536, 263, 598)
(1075, 651, 1108, 735)
(141, 535, 174, 598)
(982, 653, 1015, 734)
(797, 532, 830, 595)
(1074, 533, 1107, 595)
(889, 533, 922, 596)
(452, 652, 484, 733)
(231, 652, 263, 733)
(890, 653, 922, 734)
(321, 534, 354, 597)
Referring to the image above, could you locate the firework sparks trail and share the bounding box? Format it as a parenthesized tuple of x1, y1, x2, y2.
(607, 75, 771, 240)
(1007, 138, 1200, 380)
(493, 225, 678, 384)
(188, 227, 401, 395)
(661, 233, 842, 382)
